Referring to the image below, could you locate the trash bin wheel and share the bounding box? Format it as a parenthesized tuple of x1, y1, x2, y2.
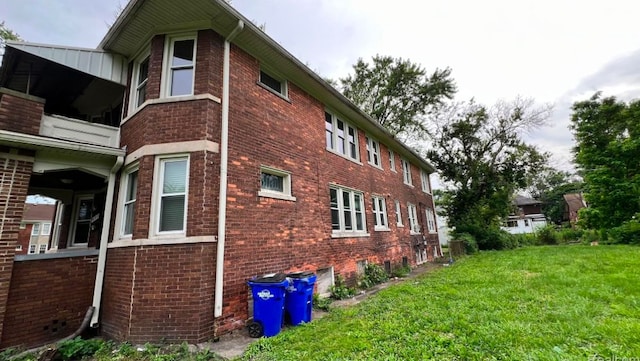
(247, 320, 264, 338)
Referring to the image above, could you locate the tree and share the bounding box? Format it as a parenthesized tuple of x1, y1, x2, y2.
(1, 21, 21, 60)
(426, 98, 551, 249)
(340, 55, 456, 136)
(570, 93, 640, 229)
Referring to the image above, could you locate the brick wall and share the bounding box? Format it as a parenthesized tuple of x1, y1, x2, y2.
(0, 91, 44, 136)
(0, 151, 33, 345)
(0, 255, 98, 349)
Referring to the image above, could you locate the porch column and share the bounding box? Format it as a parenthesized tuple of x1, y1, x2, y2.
(0, 149, 34, 343)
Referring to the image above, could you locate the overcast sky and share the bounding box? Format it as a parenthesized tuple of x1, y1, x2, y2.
(4, 0, 640, 173)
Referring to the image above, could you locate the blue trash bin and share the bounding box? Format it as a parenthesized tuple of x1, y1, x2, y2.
(285, 271, 317, 325)
(247, 273, 289, 337)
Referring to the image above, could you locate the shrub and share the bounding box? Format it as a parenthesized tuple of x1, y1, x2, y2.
(330, 275, 356, 300)
(359, 263, 389, 289)
(607, 217, 640, 245)
(391, 265, 411, 278)
(536, 225, 558, 245)
(58, 337, 106, 360)
(312, 293, 332, 311)
(457, 233, 478, 254)
(556, 227, 583, 244)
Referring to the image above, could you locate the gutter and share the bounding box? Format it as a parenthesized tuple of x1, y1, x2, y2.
(215, 20, 245, 318)
(90, 154, 124, 327)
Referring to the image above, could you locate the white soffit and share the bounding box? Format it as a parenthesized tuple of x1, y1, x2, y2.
(7, 41, 128, 85)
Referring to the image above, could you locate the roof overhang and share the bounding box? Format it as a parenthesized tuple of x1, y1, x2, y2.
(99, 0, 436, 173)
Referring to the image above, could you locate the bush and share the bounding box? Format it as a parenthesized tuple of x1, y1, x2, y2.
(607, 217, 640, 245)
(536, 225, 558, 245)
(330, 275, 356, 300)
(457, 233, 478, 254)
(312, 293, 332, 311)
(358, 263, 389, 289)
(556, 227, 583, 244)
(391, 265, 411, 278)
(58, 337, 106, 360)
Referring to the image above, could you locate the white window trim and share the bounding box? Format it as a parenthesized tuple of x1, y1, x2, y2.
(160, 33, 197, 98)
(402, 159, 413, 186)
(31, 223, 40, 236)
(389, 150, 396, 173)
(115, 163, 140, 239)
(258, 67, 289, 100)
(395, 200, 403, 227)
(366, 136, 382, 169)
(38, 244, 47, 254)
(325, 111, 361, 163)
(15, 244, 22, 251)
(28, 244, 36, 254)
(408, 203, 420, 235)
(421, 170, 431, 194)
(330, 185, 369, 238)
(258, 166, 296, 201)
(150, 154, 190, 238)
(41, 223, 51, 236)
(128, 49, 150, 114)
(372, 195, 390, 231)
(69, 194, 94, 248)
(426, 208, 437, 233)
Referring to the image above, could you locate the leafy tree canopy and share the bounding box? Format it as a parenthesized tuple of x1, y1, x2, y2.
(340, 55, 456, 136)
(570, 93, 640, 229)
(1, 21, 21, 59)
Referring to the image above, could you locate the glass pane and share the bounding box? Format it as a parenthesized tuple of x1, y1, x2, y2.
(330, 188, 338, 207)
(343, 191, 351, 209)
(354, 194, 361, 211)
(260, 71, 282, 94)
(325, 115, 334, 148)
(160, 195, 185, 232)
(356, 212, 364, 230)
(77, 199, 93, 221)
(137, 84, 147, 107)
(126, 170, 138, 201)
(171, 68, 194, 96)
(163, 160, 187, 194)
(74, 222, 90, 244)
(348, 127, 357, 159)
(261, 172, 284, 192)
(124, 203, 135, 235)
(344, 210, 352, 230)
(172, 39, 194, 67)
(138, 57, 149, 83)
(331, 209, 340, 230)
(337, 120, 345, 154)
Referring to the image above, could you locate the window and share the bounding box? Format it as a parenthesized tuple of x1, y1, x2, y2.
(394, 200, 403, 226)
(42, 223, 51, 236)
(426, 208, 436, 233)
(330, 186, 366, 235)
(325, 112, 359, 161)
(31, 223, 40, 236)
(421, 170, 431, 193)
(164, 35, 196, 97)
(524, 219, 530, 227)
(506, 220, 518, 228)
(131, 53, 150, 110)
(259, 69, 287, 97)
(156, 157, 188, 233)
(402, 159, 412, 185)
(71, 196, 93, 246)
(408, 203, 419, 234)
(28, 244, 36, 254)
(372, 196, 389, 230)
(39, 244, 47, 254)
(122, 167, 139, 236)
(389, 150, 396, 172)
(366, 136, 381, 168)
(15, 244, 22, 251)
(259, 166, 295, 201)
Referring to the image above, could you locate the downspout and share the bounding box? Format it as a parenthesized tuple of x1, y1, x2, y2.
(90, 155, 124, 327)
(215, 20, 244, 318)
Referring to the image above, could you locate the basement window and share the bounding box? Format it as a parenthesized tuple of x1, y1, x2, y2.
(258, 166, 296, 201)
(259, 69, 288, 98)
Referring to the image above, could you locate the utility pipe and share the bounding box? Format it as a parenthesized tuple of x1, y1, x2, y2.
(215, 20, 244, 318)
(90, 154, 124, 327)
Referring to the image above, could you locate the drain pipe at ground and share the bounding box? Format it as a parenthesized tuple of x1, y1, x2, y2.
(215, 19, 244, 318)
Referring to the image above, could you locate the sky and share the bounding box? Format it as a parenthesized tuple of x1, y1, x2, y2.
(3, 0, 640, 174)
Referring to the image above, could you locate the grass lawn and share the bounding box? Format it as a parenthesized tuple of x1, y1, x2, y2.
(241, 246, 640, 360)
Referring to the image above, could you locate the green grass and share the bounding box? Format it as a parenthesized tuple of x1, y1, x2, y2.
(242, 246, 640, 360)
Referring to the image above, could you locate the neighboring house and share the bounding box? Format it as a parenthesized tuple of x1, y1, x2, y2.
(563, 193, 587, 225)
(0, 0, 441, 349)
(16, 203, 56, 255)
(435, 206, 450, 246)
(502, 195, 547, 234)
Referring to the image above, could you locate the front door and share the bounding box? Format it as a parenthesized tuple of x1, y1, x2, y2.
(71, 196, 93, 246)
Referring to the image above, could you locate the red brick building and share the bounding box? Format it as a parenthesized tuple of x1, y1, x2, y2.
(0, 0, 441, 349)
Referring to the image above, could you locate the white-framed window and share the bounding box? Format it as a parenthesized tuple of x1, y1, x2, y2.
(402, 159, 412, 186)
(70, 195, 93, 246)
(42, 223, 51, 236)
(15, 244, 22, 251)
(154, 156, 189, 234)
(372, 196, 389, 231)
(121, 166, 139, 237)
(259, 68, 288, 98)
(31, 223, 40, 236)
(325, 111, 359, 161)
(389, 150, 396, 172)
(259, 166, 296, 201)
(162, 34, 196, 97)
(28, 244, 36, 254)
(426, 208, 436, 233)
(38, 244, 47, 254)
(421, 170, 431, 193)
(394, 200, 403, 227)
(330, 186, 366, 236)
(408, 203, 419, 234)
(130, 51, 150, 111)
(366, 136, 382, 168)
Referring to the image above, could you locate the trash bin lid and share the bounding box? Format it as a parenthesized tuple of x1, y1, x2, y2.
(250, 273, 287, 284)
(286, 271, 314, 279)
